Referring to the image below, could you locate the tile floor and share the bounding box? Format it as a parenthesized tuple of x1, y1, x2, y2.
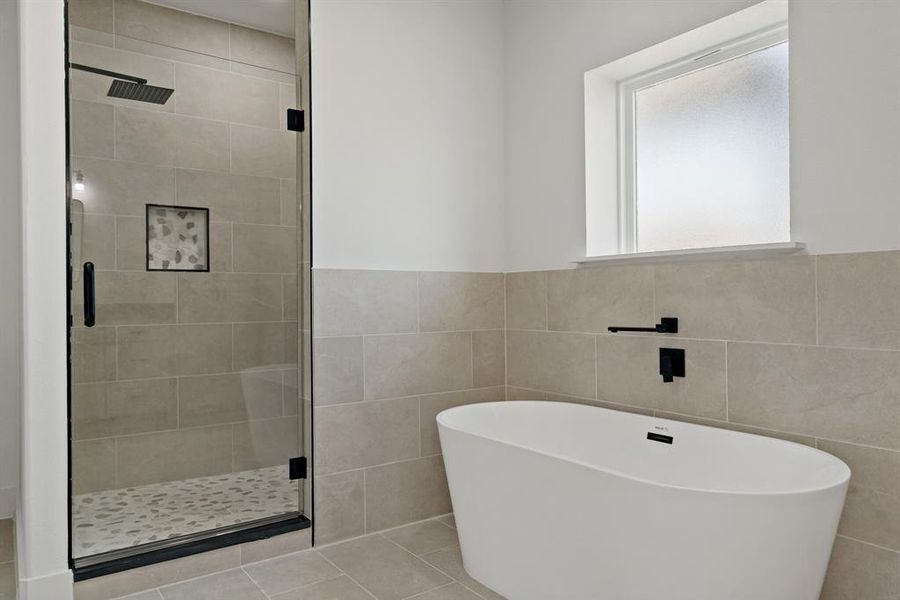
(111, 515, 506, 600)
(73, 467, 297, 557)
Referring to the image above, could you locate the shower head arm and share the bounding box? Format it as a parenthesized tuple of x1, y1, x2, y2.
(68, 63, 148, 85)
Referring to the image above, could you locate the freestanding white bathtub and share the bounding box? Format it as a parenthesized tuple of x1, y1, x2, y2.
(437, 401, 850, 600)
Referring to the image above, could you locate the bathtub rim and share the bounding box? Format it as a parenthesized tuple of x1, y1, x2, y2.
(437, 400, 851, 498)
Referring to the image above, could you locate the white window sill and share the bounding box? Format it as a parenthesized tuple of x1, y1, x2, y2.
(575, 242, 805, 266)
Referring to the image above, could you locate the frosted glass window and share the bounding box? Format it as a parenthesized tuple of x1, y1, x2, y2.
(633, 42, 789, 253)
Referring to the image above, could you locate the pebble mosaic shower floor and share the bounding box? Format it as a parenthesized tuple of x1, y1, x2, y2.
(72, 466, 297, 557)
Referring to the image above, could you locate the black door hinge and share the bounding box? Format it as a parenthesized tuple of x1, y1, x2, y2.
(286, 108, 305, 132)
(289, 456, 307, 480)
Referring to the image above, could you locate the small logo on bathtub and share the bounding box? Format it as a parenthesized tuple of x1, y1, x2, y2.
(653, 425, 669, 432)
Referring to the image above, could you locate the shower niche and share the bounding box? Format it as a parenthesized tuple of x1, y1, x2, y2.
(65, 0, 313, 578)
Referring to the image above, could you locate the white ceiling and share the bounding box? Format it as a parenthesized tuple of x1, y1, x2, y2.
(144, 0, 296, 38)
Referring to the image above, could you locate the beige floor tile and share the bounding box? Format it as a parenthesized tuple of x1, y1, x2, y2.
(243, 550, 341, 596)
(160, 569, 265, 600)
(271, 575, 372, 600)
(405, 583, 483, 600)
(319, 535, 450, 600)
(437, 515, 455, 530)
(419, 546, 504, 600)
(117, 591, 164, 600)
(383, 521, 459, 556)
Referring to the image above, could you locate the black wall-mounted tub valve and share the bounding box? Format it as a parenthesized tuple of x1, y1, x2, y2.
(608, 317, 678, 334)
(659, 348, 685, 383)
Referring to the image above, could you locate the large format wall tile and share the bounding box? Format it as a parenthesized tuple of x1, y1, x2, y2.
(73, 326, 117, 383)
(73, 439, 116, 494)
(115, 107, 231, 172)
(175, 63, 279, 130)
(230, 25, 295, 74)
(728, 342, 900, 448)
(418, 272, 504, 332)
(547, 265, 653, 333)
(506, 271, 547, 330)
(73, 156, 175, 216)
(177, 273, 282, 323)
(472, 330, 505, 387)
(74, 271, 176, 325)
(418, 387, 505, 456)
(595, 335, 726, 419)
(179, 372, 283, 428)
(820, 536, 900, 600)
(116, 425, 233, 487)
(69, 0, 114, 33)
(364, 333, 473, 400)
(71, 100, 114, 158)
(230, 124, 296, 179)
(817, 251, 900, 349)
(314, 471, 365, 545)
(313, 269, 418, 336)
(80, 214, 116, 270)
(232, 224, 297, 273)
(506, 330, 595, 398)
(114, 0, 230, 59)
(233, 322, 297, 370)
(315, 398, 419, 474)
(364, 456, 452, 531)
(654, 257, 817, 343)
(313, 336, 364, 406)
(176, 169, 281, 225)
(233, 416, 299, 471)
(117, 324, 232, 379)
(73, 378, 178, 439)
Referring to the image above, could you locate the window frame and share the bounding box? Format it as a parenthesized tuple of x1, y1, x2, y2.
(616, 24, 789, 254)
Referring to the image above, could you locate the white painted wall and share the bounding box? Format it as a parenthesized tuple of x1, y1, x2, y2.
(16, 0, 73, 597)
(505, 0, 900, 271)
(0, 0, 21, 520)
(310, 0, 506, 272)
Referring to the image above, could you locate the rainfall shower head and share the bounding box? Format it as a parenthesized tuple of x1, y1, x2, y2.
(69, 62, 175, 106)
(107, 79, 174, 105)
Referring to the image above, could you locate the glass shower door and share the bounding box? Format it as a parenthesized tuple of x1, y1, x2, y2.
(66, 0, 310, 567)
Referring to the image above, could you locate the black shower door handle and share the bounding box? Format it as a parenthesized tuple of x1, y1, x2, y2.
(83, 262, 96, 327)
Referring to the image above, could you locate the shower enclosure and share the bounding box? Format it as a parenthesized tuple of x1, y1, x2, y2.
(65, 0, 312, 578)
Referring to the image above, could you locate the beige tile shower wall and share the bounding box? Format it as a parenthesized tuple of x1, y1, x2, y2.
(505, 251, 900, 599)
(67, 0, 303, 494)
(312, 269, 506, 544)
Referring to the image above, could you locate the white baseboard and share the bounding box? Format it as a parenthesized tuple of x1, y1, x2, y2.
(0, 486, 15, 519)
(17, 569, 74, 600)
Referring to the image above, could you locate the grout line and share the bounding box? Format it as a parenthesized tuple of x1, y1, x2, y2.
(362, 469, 368, 533)
(315, 550, 379, 600)
(813, 255, 820, 346)
(724, 342, 729, 421)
